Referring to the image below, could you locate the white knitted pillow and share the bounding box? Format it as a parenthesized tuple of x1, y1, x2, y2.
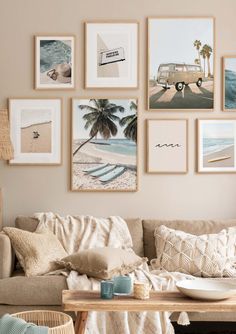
(151, 225, 236, 277)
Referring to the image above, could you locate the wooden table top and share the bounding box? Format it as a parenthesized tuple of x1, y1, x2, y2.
(62, 290, 236, 313)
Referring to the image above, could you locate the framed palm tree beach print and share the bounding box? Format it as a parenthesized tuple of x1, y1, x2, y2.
(147, 17, 215, 110)
(71, 98, 138, 191)
(85, 21, 138, 88)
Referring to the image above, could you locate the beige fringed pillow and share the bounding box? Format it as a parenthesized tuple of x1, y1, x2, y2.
(3, 227, 67, 277)
(151, 225, 236, 277)
(56, 247, 147, 279)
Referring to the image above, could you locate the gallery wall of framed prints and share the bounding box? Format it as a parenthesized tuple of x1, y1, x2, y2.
(4, 13, 236, 194)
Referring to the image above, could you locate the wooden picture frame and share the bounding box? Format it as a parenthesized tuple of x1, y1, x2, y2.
(147, 119, 188, 174)
(222, 56, 236, 111)
(9, 98, 62, 165)
(197, 119, 236, 173)
(85, 21, 139, 89)
(35, 35, 75, 90)
(147, 17, 215, 111)
(71, 97, 138, 192)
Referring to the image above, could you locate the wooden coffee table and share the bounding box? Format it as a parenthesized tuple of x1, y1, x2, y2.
(62, 290, 236, 334)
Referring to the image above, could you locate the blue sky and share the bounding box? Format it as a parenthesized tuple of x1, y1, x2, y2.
(73, 99, 136, 139)
(203, 122, 234, 139)
(225, 57, 236, 72)
(149, 18, 214, 79)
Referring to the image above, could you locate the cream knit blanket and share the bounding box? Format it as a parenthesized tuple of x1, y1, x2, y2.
(35, 213, 191, 334)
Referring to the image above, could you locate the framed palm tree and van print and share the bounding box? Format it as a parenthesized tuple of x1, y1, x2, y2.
(197, 119, 236, 173)
(147, 119, 188, 173)
(223, 56, 236, 111)
(71, 98, 138, 191)
(148, 17, 215, 110)
(85, 22, 138, 88)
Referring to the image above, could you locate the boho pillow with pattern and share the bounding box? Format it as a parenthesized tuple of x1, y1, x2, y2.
(151, 225, 236, 277)
(3, 227, 67, 277)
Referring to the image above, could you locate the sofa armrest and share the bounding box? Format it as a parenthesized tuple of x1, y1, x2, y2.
(0, 232, 14, 279)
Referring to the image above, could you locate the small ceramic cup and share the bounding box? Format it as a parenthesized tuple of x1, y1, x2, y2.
(100, 280, 114, 300)
(113, 275, 132, 295)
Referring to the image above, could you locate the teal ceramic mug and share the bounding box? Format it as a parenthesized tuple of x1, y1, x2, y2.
(113, 275, 132, 295)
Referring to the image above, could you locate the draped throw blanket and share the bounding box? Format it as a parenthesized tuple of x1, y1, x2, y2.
(35, 213, 191, 334)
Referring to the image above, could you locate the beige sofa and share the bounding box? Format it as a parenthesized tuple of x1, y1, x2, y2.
(1, 216, 236, 325)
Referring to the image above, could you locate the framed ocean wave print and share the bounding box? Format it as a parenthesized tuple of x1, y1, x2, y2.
(147, 17, 215, 110)
(35, 36, 75, 89)
(71, 98, 138, 191)
(85, 21, 138, 88)
(197, 119, 236, 173)
(147, 119, 188, 173)
(9, 98, 62, 165)
(223, 56, 236, 111)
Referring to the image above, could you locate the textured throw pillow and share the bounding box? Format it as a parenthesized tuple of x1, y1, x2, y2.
(151, 225, 236, 277)
(3, 227, 67, 277)
(56, 247, 147, 279)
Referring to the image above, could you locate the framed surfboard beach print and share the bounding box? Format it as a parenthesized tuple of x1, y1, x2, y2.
(197, 119, 236, 173)
(147, 17, 215, 111)
(71, 98, 138, 192)
(85, 21, 139, 88)
(8, 98, 62, 165)
(147, 119, 188, 173)
(35, 35, 75, 89)
(223, 56, 236, 111)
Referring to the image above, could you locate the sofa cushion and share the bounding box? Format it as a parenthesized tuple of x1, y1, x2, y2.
(57, 247, 147, 279)
(143, 219, 236, 261)
(0, 273, 67, 305)
(15, 216, 144, 257)
(3, 227, 67, 277)
(152, 225, 236, 277)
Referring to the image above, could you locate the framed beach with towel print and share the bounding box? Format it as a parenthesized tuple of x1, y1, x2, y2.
(223, 56, 236, 111)
(35, 35, 75, 89)
(197, 119, 236, 173)
(147, 17, 215, 110)
(71, 98, 138, 191)
(9, 98, 62, 165)
(85, 21, 138, 88)
(147, 119, 188, 173)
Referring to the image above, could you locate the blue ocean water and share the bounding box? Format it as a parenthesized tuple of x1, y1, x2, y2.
(40, 40, 71, 73)
(91, 139, 136, 156)
(203, 138, 234, 156)
(225, 69, 236, 109)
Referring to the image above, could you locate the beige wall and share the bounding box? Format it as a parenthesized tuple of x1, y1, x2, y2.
(1, 0, 236, 226)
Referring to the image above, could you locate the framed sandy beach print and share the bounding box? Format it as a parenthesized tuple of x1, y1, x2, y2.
(148, 17, 215, 110)
(71, 98, 138, 191)
(35, 36, 75, 89)
(9, 99, 62, 165)
(198, 119, 236, 173)
(85, 22, 138, 88)
(223, 56, 236, 111)
(147, 119, 188, 173)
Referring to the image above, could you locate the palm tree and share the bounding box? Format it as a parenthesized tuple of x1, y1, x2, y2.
(194, 58, 200, 65)
(119, 101, 137, 142)
(202, 44, 213, 77)
(194, 40, 202, 67)
(203, 44, 212, 78)
(73, 99, 124, 156)
(200, 48, 207, 77)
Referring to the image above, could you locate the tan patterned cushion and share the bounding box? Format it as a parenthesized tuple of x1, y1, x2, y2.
(56, 247, 147, 279)
(151, 225, 236, 277)
(3, 227, 67, 277)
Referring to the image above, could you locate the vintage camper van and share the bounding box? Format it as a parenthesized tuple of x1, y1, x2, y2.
(156, 63, 204, 91)
(99, 47, 125, 66)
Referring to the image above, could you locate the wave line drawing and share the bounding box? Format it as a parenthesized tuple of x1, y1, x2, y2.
(155, 143, 181, 148)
